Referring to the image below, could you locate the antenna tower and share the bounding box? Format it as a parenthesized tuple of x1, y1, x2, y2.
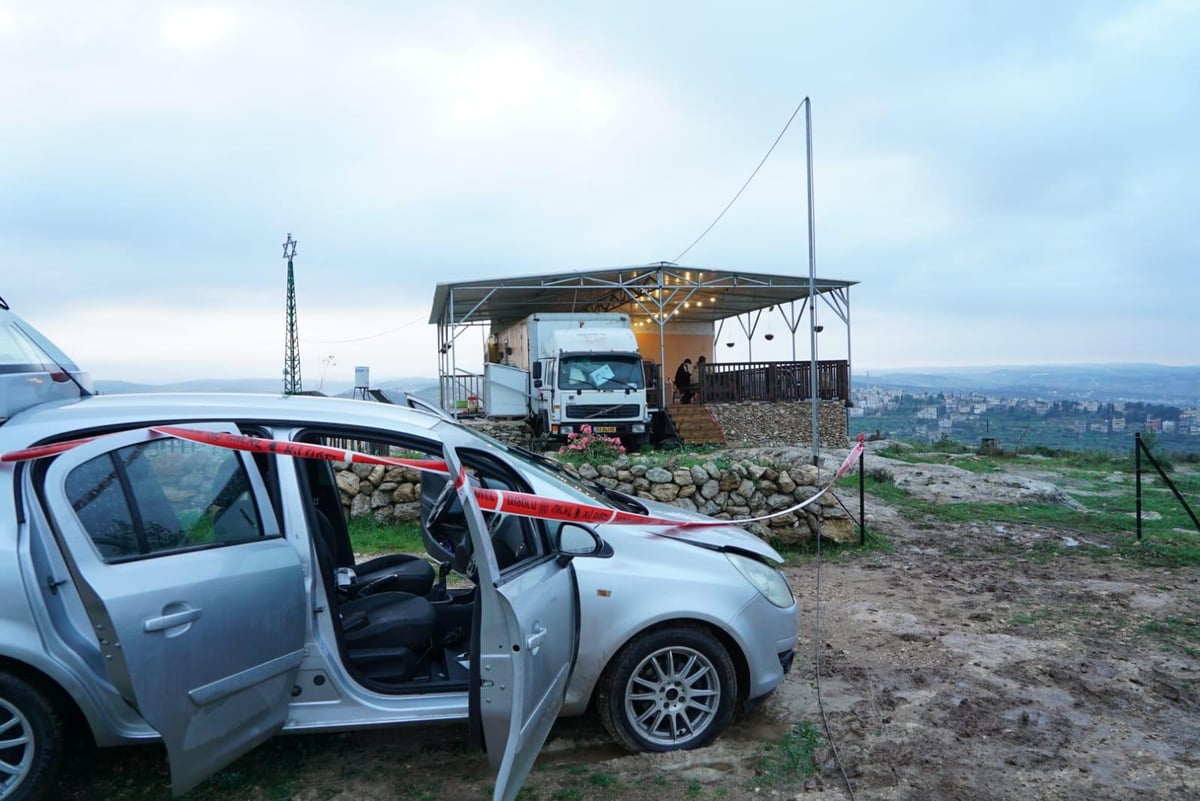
(282, 233, 303, 395)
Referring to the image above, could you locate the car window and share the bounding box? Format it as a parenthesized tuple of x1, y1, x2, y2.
(64, 438, 268, 562)
(299, 429, 551, 572)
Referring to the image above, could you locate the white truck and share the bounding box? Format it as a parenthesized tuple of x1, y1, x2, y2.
(485, 312, 652, 447)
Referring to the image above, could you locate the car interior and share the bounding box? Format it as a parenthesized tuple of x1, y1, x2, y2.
(295, 430, 548, 693)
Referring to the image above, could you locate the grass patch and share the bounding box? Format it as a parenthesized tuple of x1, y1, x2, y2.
(755, 721, 823, 786)
(1008, 610, 1053, 626)
(347, 517, 424, 554)
(777, 529, 893, 562)
(1139, 617, 1200, 657)
(851, 469, 1200, 568)
(587, 771, 620, 789)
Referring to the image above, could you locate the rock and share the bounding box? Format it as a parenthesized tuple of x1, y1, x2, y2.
(699, 479, 720, 499)
(672, 496, 697, 512)
(767, 492, 794, 510)
(690, 466, 709, 485)
(335, 470, 361, 496)
(651, 483, 680, 501)
(646, 467, 674, 484)
(820, 516, 858, 544)
(350, 493, 372, 519)
(794, 464, 820, 486)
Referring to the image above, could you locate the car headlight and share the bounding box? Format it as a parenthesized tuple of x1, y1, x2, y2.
(726, 552, 793, 608)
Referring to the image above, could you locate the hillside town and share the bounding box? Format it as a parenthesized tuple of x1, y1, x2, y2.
(850, 385, 1200, 452)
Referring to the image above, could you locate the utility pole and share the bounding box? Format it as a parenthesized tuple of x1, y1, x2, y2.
(282, 233, 303, 395)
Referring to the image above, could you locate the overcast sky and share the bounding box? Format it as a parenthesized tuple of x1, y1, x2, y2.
(2, 0, 1197, 385)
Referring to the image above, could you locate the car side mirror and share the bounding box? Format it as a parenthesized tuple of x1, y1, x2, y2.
(533, 378, 543, 389)
(531, 363, 542, 381)
(555, 523, 606, 565)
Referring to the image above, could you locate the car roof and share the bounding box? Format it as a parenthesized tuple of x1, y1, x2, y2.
(0, 392, 449, 450)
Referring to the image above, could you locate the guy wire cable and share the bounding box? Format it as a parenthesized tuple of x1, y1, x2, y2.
(813, 481, 857, 799)
(674, 99, 806, 263)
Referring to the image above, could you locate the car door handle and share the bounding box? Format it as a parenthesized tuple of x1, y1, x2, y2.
(526, 623, 547, 654)
(144, 606, 202, 633)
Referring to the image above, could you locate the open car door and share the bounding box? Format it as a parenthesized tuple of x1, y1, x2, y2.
(40, 424, 306, 795)
(444, 444, 581, 801)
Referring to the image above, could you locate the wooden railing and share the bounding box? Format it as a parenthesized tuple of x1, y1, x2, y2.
(693, 360, 849, 404)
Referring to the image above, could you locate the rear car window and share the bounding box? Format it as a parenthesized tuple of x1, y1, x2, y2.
(65, 438, 267, 562)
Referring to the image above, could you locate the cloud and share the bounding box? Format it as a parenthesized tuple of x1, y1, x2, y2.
(2, 0, 1197, 382)
(1091, 0, 1200, 50)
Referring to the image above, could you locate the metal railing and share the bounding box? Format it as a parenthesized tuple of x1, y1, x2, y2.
(693, 359, 849, 404)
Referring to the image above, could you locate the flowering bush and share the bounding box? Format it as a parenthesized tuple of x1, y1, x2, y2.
(556, 424, 626, 464)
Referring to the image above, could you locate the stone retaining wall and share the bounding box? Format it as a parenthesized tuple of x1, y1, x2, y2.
(332, 449, 857, 546)
(709, 399, 848, 448)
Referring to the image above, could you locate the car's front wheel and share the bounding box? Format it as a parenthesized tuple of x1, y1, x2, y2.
(596, 626, 737, 752)
(0, 672, 63, 801)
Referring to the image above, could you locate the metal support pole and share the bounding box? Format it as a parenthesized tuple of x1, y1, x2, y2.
(805, 97, 820, 466)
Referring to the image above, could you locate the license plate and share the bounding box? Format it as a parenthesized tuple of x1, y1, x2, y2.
(593, 426, 617, 433)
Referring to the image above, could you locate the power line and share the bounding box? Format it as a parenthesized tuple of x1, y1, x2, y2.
(300, 315, 426, 345)
(673, 98, 807, 263)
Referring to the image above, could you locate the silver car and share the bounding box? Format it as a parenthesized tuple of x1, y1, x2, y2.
(0, 307, 797, 801)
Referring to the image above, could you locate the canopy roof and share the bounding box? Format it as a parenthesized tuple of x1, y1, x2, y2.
(429, 262, 857, 328)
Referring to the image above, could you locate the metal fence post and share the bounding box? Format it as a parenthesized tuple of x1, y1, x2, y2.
(1135, 432, 1142, 542)
(859, 445, 866, 546)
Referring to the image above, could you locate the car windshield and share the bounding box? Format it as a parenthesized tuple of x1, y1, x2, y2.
(0, 307, 92, 420)
(1, 309, 81, 372)
(439, 421, 619, 509)
(558, 355, 644, 391)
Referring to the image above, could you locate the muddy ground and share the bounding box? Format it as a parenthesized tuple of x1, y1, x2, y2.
(58, 493, 1200, 801)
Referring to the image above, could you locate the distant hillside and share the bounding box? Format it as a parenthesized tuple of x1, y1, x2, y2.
(857, 364, 1200, 405)
(95, 377, 440, 397)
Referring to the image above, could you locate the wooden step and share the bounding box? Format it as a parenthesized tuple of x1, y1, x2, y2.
(664, 404, 726, 445)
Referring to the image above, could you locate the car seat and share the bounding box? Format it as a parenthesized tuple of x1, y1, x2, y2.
(312, 517, 436, 684)
(314, 509, 436, 598)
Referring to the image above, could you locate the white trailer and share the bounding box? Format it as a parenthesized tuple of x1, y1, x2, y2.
(489, 313, 651, 447)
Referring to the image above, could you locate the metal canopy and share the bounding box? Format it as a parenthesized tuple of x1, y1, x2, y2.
(429, 262, 857, 328)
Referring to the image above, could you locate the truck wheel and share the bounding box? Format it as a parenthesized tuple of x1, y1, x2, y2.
(0, 672, 64, 801)
(596, 626, 737, 753)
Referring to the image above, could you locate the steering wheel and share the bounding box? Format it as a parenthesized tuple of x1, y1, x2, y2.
(427, 475, 483, 578)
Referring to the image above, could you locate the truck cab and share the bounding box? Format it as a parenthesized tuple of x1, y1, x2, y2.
(505, 315, 650, 449)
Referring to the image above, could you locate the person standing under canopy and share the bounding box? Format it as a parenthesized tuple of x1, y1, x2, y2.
(674, 358, 694, 404)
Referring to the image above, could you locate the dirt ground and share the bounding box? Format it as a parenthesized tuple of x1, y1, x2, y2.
(57, 492, 1200, 801)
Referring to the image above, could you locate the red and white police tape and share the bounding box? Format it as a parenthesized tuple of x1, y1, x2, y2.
(3, 426, 865, 530)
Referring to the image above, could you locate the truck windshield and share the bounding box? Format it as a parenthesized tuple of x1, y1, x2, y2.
(558, 355, 644, 391)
